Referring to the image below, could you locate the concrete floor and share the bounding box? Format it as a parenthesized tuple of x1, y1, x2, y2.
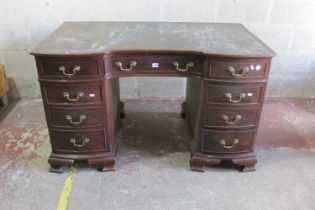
(0, 98, 314, 210)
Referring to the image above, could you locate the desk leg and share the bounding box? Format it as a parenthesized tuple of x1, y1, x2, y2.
(181, 102, 186, 118)
(190, 153, 257, 172)
(232, 156, 257, 172)
(48, 156, 74, 173)
(119, 101, 125, 118)
(190, 155, 221, 172)
(87, 156, 116, 172)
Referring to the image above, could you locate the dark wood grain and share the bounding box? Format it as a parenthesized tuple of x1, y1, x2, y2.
(209, 57, 270, 79)
(201, 129, 255, 153)
(104, 52, 204, 78)
(38, 57, 101, 78)
(50, 128, 108, 154)
(48, 106, 105, 128)
(204, 105, 258, 128)
(31, 22, 275, 173)
(205, 82, 266, 105)
(42, 82, 103, 105)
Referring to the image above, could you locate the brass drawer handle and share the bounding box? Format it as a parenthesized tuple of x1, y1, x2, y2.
(58, 65, 81, 77)
(114, 61, 137, 71)
(172, 61, 194, 72)
(63, 91, 84, 102)
(65, 114, 86, 125)
(220, 139, 239, 149)
(227, 66, 249, 77)
(221, 115, 242, 125)
(224, 92, 246, 103)
(70, 138, 90, 148)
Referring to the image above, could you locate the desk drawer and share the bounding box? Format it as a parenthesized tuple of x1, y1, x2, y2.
(48, 107, 105, 128)
(206, 83, 265, 105)
(105, 54, 203, 76)
(38, 57, 101, 78)
(209, 58, 269, 79)
(51, 128, 107, 154)
(204, 106, 258, 128)
(42, 82, 103, 105)
(201, 129, 254, 153)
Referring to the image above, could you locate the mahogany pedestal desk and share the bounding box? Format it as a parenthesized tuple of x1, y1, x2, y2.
(31, 22, 275, 173)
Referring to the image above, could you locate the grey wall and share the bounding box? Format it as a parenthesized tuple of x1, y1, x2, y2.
(0, 0, 315, 99)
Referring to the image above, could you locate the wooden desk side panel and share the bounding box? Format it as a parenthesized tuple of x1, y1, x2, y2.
(185, 77, 203, 154)
(104, 77, 120, 149)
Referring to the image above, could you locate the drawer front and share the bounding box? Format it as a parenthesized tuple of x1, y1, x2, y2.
(204, 106, 258, 128)
(206, 83, 265, 104)
(105, 54, 203, 76)
(201, 130, 254, 153)
(51, 129, 107, 154)
(48, 107, 105, 128)
(42, 82, 103, 105)
(39, 57, 100, 78)
(209, 58, 268, 79)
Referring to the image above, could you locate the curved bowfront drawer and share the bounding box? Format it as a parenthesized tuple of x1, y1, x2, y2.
(48, 106, 105, 128)
(50, 128, 107, 154)
(201, 129, 254, 153)
(209, 57, 270, 79)
(37, 57, 101, 79)
(204, 106, 258, 128)
(42, 82, 103, 105)
(104, 53, 204, 77)
(206, 83, 266, 105)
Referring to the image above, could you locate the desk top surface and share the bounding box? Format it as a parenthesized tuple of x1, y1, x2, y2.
(31, 22, 275, 57)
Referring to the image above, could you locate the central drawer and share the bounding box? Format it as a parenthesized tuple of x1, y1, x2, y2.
(104, 53, 204, 77)
(51, 128, 107, 154)
(42, 82, 103, 105)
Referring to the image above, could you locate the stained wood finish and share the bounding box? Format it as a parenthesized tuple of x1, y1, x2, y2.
(204, 106, 258, 128)
(201, 129, 255, 153)
(31, 22, 275, 173)
(205, 83, 266, 105)
(190, 152, 257, 172)
(38, 57, 101, 78)
(209, 57, 270, 79)
(185, 77, 203, 137)
(50, 128, 108, 154)
(104, 52, 204, 78)
(48, 106, 105, 128)
(42, 82, 103, 105)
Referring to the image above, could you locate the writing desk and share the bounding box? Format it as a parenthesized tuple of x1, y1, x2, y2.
(31, 22, 275, 173)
